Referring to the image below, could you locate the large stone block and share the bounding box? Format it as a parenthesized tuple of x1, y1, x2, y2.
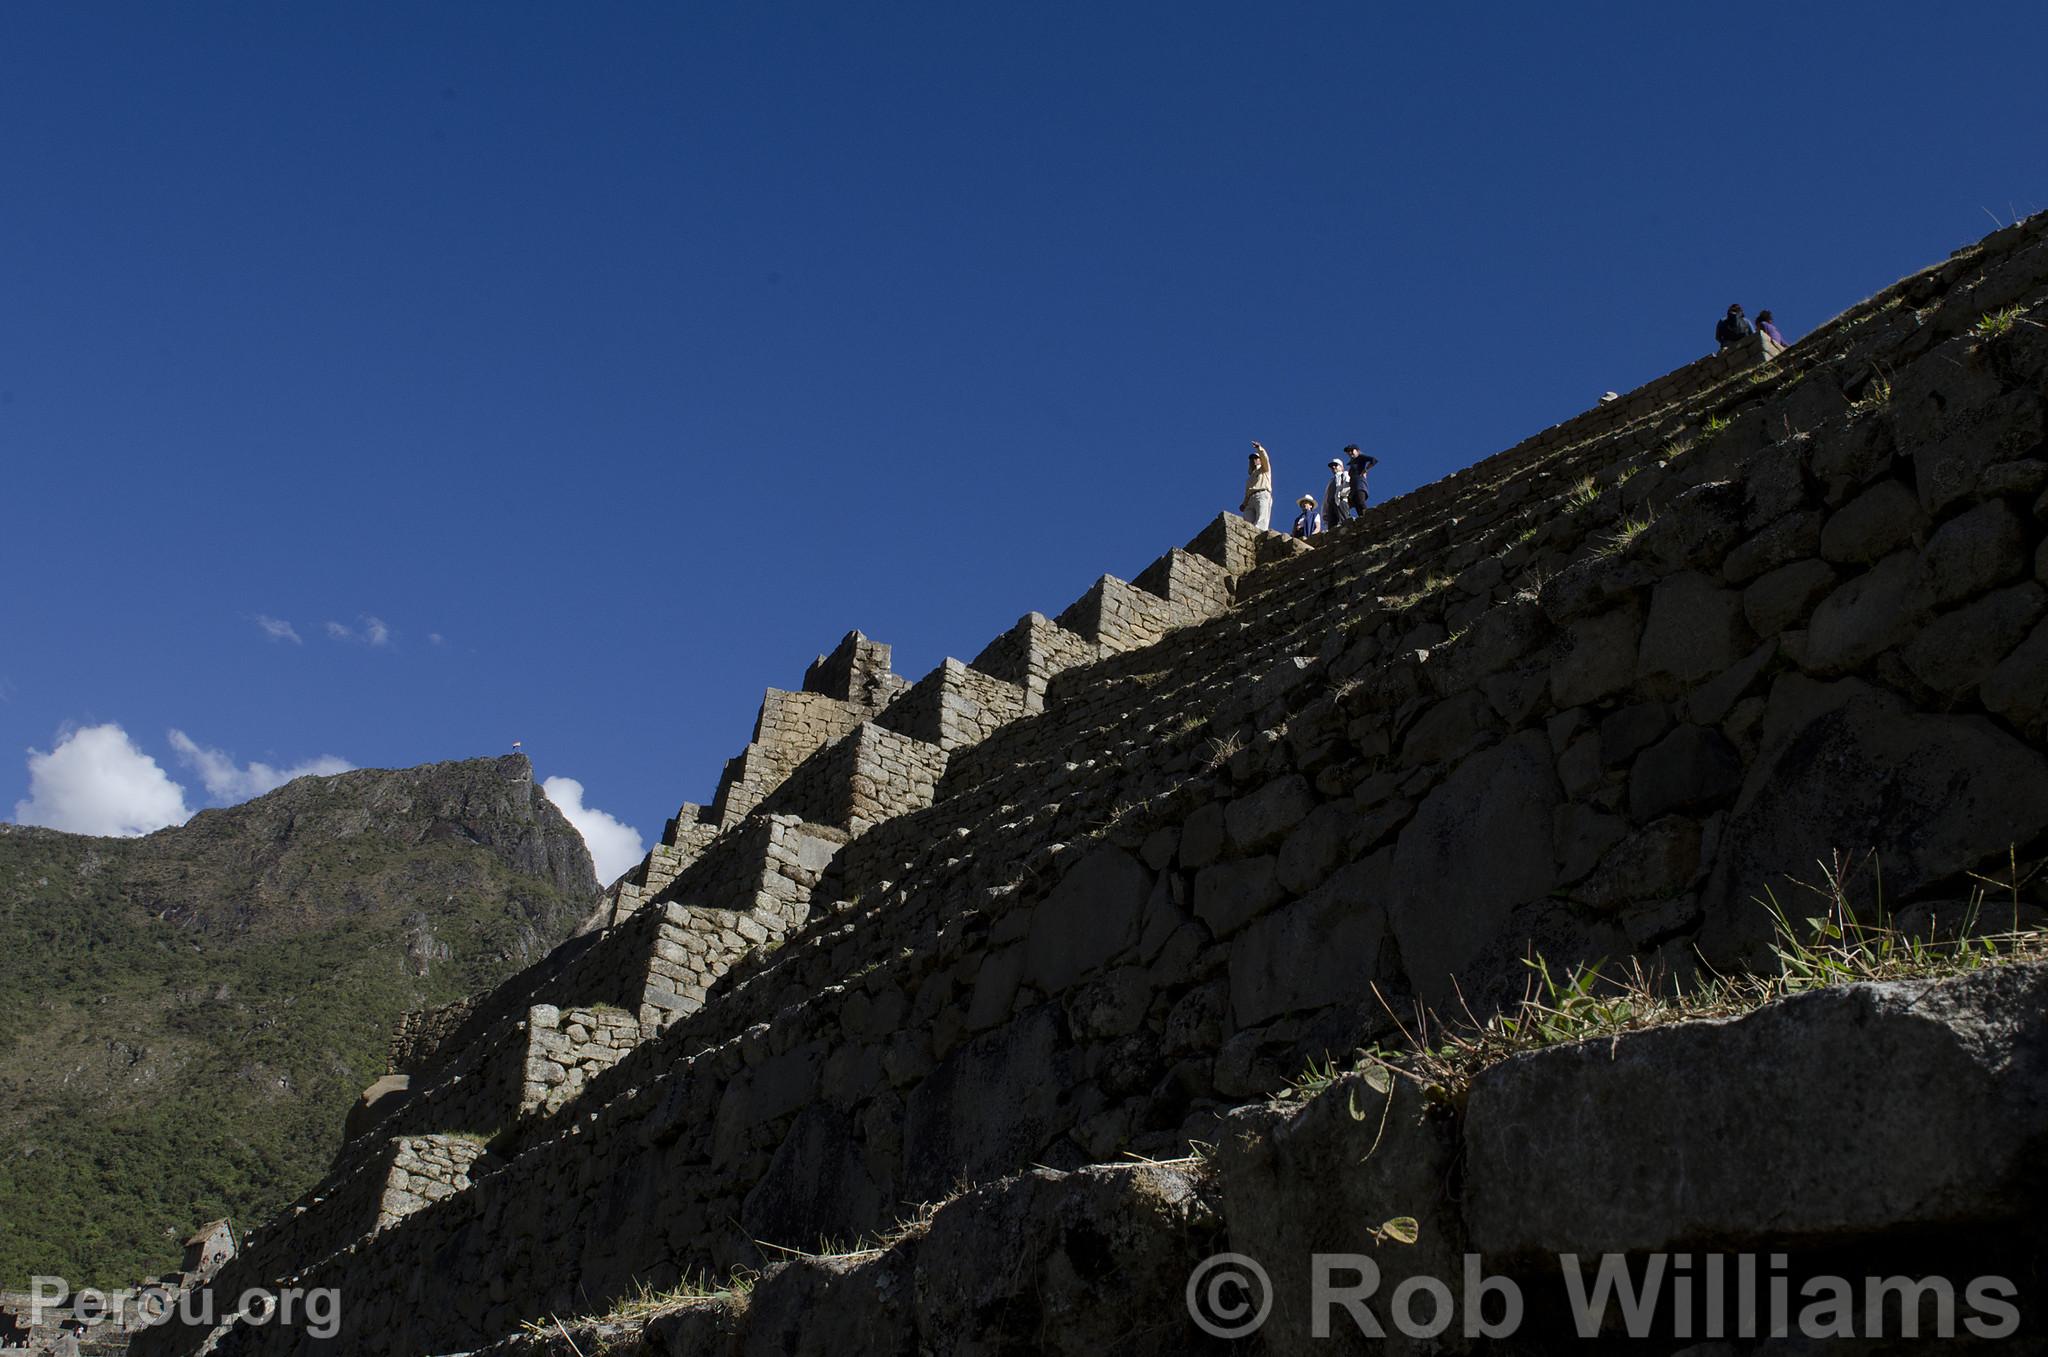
(740, 1106, 888, 1256)
(1388, 731, 1560, 1006)
(1636, 572, 1752, 689)
(1229, 857, 1390, 1027)
(1723, 508, 1822, 583)
(1465, 964, 2048, 1258)
(1803, 550, 1932, 674)
(1641, 478, 1744, 571)
(1025, 846, 1150, 992)
(1224, 773, 1315, 853)
(1982, 617, 2048, 731)
(1627, 723, 1743, 822)
(1192, 855, 1283, 939)
(1819, 478, 1923, 565)
(1919, 497, 2030, 605)
(1549, 608, 1641, 708)
(1214, 1074, 1462, 1357)
(1742, 557, 1837, 637)
(742, 1249, 913, 1357)
(712, 1041, 827, 1165)
(1900, 582, 2047, 697)
(913, 1163, 1220, 1357)
(902, 1006, 1086, 1201)
(1700, 675, 2048, 962)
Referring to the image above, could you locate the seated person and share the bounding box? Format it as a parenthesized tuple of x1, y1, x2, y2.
(1716, 303, 1756, 348)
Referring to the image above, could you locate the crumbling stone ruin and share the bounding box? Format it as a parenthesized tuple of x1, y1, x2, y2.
(4, 1224, 234, 1355)
(132, 213, 2048, 1354)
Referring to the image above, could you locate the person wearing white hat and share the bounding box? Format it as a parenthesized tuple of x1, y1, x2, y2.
(1322, 458, 1352, 528)
(1291, 493, 1322, 539)
(1241, 442, 1273, 530)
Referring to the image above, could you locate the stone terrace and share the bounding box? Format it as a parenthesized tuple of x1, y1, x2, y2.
(136, 211, 2048, 1357)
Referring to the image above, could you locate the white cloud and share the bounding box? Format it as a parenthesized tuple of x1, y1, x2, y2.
(541, 776, 645, 884)
(14, 724, 192, 836)
(166, 730, 354, 802)
(252, 614, 302, 644)
(325, 615, 393, 647)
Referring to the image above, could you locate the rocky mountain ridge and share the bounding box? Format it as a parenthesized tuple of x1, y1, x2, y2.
(0, 754, 598, 1289)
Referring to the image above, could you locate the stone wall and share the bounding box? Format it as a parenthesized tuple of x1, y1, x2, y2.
(638, 814, 846, 1031)
(708, 632, 911, 831)
(604, 804, 719, 926)
(135, 212, 2048, 1357)
(519, 1005, 640, 1118)
(971, 610, 1103, 713)
(384, 997, 475, 1076)
(463, 961, 2048, 1357)
(802, 630, 909, 708)
(756, 723, 949, 837)
(1056, 573, 1180, 652)
(876, 658, 1029, 752)
(1132, 545, 1235, 624)
(375, 1136, 491, 1231)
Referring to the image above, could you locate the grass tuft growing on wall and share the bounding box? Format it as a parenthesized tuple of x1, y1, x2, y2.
(1351, 849, 2042, 1099)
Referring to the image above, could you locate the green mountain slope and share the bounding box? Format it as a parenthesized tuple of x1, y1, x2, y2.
(0, 754, 599, 1288)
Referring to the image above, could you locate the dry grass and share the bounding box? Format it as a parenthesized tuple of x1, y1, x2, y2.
(1511, 565, 1551, 605)
(1562, 475, 1601, 512)
(1201, 730, 1245, 772)
(517, 1271, 755, 1354)
(1591, 512, 1653, 559)
(1849, 375, 1893, 415)
(1382, 571, 1452, 611)
(1345, 849, 2042, 1099)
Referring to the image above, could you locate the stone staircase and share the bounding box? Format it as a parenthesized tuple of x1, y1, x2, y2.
(132, 210, 2048, 1357)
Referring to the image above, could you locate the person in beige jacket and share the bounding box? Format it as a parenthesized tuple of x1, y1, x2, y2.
(1241, 442, 1273, 530)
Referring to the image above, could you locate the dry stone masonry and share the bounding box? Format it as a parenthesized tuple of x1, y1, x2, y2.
(374, 1137, 490, 1232)
(132, 213, 2048, 1357)
(519, 1006, 639, 1117)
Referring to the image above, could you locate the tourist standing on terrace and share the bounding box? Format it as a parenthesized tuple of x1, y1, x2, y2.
(1322, 458, 1351, 527)
(1345, 444, 1380, 518)
(1756, 309, 1786, 347)
(1242, 442, 1273, 529)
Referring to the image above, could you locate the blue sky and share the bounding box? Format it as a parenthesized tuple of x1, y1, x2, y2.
(4, 3, 2044, 879)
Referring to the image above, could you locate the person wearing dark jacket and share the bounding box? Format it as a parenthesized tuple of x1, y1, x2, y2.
(1345, 445, 1380, 518)
(1292, 494, 1321, 538)
(1715, 303, 1755, 348)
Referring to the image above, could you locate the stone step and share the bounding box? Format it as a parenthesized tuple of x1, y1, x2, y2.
(969, 611, 1102, 713)
(877, 657, 1029, 752)
(756, 722, 948, 838)
(1054, 573, 1178, 653)
(637, 814, 848, 1032)
(1184, 508, 1311, 576)
(707, 631, 911, 830)
(602, 803, 720, 927)
(1130, 544, 1235, 624)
